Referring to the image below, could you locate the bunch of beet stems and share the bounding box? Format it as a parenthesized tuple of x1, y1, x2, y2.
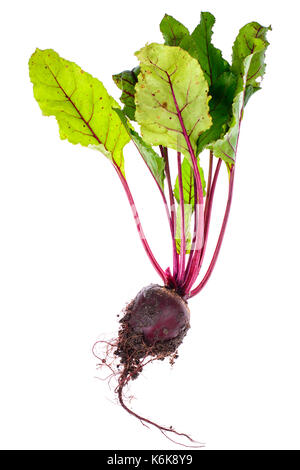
(113, 133, 234, 300)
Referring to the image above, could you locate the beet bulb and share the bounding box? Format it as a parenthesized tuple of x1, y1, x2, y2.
(127, 284, 190, 345)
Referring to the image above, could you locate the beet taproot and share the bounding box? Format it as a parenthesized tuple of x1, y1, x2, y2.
(93, 284, 202, 446)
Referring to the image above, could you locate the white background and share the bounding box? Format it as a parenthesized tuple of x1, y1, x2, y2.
(0, 0, 299, 451)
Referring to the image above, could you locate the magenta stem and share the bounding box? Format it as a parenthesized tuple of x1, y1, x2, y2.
(189, 165, 235, 298)
(183, 155, 218, 294)
(166, 75, 205, 290)
(160, 145, 179, 279)
(113, 163, 167, 284)
(205, 151, 214, 213)
(200, 158, 222, 264)
(184, 175, 197, 279)
(130, 138, 175, 281)
(182, 186, 204, 293)
(177, 152, 186, 281)
(188, 158, 222, 291)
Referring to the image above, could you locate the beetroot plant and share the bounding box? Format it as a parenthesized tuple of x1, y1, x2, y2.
(29, 12, 270, 445)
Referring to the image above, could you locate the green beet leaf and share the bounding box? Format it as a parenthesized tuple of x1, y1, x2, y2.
(232, 22, 271, 104)
(134, 43, 212, 159)
(165, 12, 237, 155)
(159, 13, 198, 62)
(197, 71, 237, 154)
(174, 157, 206, 254)
(160, 14, 190, 46)
(29, 48, 130, 175)
(174, 157, 206, 206)
(189, 12, 237, 154)
(112, 67, 140, 121)
(114, 108, 165, 191)
(175, 204, 193, 254)
(190, 12, 230, 87)
(210, 22, 271, 164)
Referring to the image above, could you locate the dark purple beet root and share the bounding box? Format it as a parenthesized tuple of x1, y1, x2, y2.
(128, 284, 190, 344)
(115, 284, 190, 375)
(94, 284, 201, 446)
(110, 285, 201, 446)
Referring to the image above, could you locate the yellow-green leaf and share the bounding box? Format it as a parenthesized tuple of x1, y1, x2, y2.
(134, 43, 212, 159)
(29, 48, 130, 175)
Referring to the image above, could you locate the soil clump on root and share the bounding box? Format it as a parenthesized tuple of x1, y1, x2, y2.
(115, 284, 190, 379)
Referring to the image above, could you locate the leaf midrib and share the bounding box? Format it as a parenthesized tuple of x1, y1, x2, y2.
(47, 63, 103, 147)
(146, 56, 202, 152)
(203, 17, 213, 86)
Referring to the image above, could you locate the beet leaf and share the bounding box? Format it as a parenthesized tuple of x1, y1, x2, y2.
(29, 48, 130, 176)
(112, 67, 140, 121)
(134, 43, 212, 158)
(210, 22, 271, 164)
(159, 14, 190, 47)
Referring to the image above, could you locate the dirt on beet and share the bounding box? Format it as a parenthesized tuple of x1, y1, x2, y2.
(115, 286, 190, 380)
